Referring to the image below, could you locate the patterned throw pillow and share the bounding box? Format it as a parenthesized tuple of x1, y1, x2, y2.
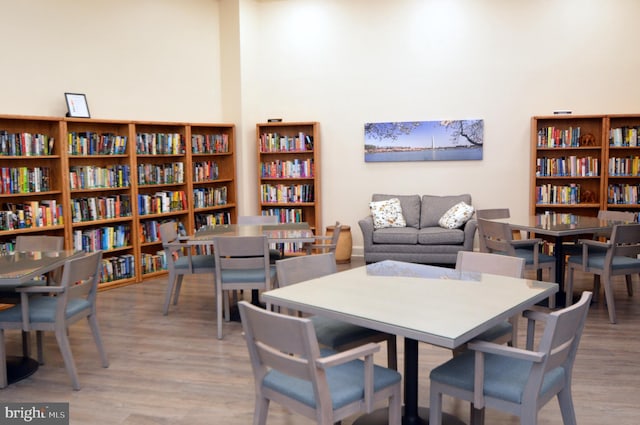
(369, 198, 407, 229)
(438, 202, 475, 229)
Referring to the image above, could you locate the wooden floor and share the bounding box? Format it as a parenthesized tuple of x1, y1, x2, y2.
(1, 257, 639, 425)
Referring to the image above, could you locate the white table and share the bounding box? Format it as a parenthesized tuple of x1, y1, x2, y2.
(262, 260, 558, 425)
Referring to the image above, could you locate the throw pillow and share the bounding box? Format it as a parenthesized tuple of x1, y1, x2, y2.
(369, 198, 407, 229)
(438, 202, 475, 229)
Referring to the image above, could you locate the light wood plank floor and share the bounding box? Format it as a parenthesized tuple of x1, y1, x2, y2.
(1, 257, 639, 424)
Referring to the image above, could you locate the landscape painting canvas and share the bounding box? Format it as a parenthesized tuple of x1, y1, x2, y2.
(364, 119, 483, 162)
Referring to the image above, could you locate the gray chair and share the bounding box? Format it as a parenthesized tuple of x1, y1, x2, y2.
(476, 209, 537, 250)
(275, 253, 397, 370)
(212, 235, 277, 339)
(429, 291, 592, 425)
(15, 235, 65, 285)
(0, 251, 109, 390)
(562, 210, 636, 257)
(238, 300, 402, 425)
(477, 218, 556, 286)
(303, 221, 342, 255)
(455, 251, 525, 346)
(237, 215, 283, 262)
(159, 221, 215, 315)
(566, 223, 640, 323)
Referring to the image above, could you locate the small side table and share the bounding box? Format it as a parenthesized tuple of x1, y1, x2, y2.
(326, 225, 352, 264)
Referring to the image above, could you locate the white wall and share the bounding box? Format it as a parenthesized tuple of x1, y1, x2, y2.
(2, 0, 640, 254)
(0, 0, 222, 122)
(240, 0, 640, 253)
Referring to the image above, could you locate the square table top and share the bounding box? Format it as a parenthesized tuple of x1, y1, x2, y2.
(191, 222, 315, 243)
(500, 213, 635, 237)
(263, 260, 558, 349)
(0, 250, 79, 287)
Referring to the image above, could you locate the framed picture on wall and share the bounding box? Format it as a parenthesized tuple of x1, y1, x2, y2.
(64, 93, 91, 118)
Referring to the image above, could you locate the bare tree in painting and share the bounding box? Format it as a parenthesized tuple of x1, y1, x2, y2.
(364, 122, 422, 141)
(441, 120, 483, 146)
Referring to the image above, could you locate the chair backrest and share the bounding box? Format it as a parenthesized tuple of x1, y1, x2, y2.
(609, 223, 640, 260)
(57, 251, 103, 320)
(523, 291, 592, 401)
(475, 208, 510, 220)
(597, 209, 636, 222)
(237, 215, 279, 225)
(158, 221, 178, 246)
(15, 235, 64, 251)
(455, 251, 525, 278)
(213, 235, 271, 287)
(476, 218, 517, 255)
(238, 300, 327, 405)
(276, 253, 337, 287)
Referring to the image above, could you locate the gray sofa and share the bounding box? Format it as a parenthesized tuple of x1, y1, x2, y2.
(358, 193, 476, 265)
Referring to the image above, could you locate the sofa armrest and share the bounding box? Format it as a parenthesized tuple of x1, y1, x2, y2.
(358, 216, 375, 250)
(463, 219, 477, 250)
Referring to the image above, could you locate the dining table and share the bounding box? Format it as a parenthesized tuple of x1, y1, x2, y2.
(494, 212, 634, 305)
(0, 249, 81, 385)
(262, 260, 558, 425)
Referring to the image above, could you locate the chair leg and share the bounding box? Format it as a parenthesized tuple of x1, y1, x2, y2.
(388, 383, 401, 425)
(172, 275, 185, 305)
(625, 274, 634, 296)
(254, 395, 269, 425)
(429, 387, 443, 425)
(217, 287, 224, 340)
(54, 327, 80, 390)
(163, 272, 178, 315)
(36, 331, 44, 365)
(602, 273, 617, 324)
(88, 314, 109, 368)
(566, 265, 575, 307)
(0, 329, 7, 388)
(593, 275, 601, 302)
(557, 385, 577, 425)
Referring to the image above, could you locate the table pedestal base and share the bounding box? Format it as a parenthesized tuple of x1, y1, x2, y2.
(353, 406, 466, 425)
(6, 355, 39, 384)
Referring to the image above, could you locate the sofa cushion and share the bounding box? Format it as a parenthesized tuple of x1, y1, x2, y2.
(417, 227, 465, 245)
(420, 194, 472, 228)
(369, 198, 407, 229)
(438, 202, 475, 229)
(372, 194, 421, 228)
(372, 226, 418, 244)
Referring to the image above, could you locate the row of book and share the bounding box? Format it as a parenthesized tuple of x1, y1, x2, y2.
(193, 161, 219, 182)
(73, 225, 131, 252)
(536, 184, 584, 205)
(101, 254, 135, 283)
(67, 132, 128, 155)
(537, 126, 583, 148)
(71, 195, 132, 223)
(69, 165, 130, 190)
(0, 200, 63, 230)
(138, 191, 187, 215)
(192, 133, 229, 154)
(195, 212, 231, 228)
(610, 127, 640, 147)
(535, 156, 599, 177)
(260, 159, 314, 179)
(141, 251, 167, 274)
(0, 131, 55, 156)
(193, 186, 228, 208)
(608, 156, 640, 176)
(261, 208, 305, 223)
(0, 167, 51, 194)
(137, 162, 184, 185)
(607, 184, 640, 205)
(136, 133, 185, 155)
(259, 132, 313, 153)
(260, 184, 314, 203)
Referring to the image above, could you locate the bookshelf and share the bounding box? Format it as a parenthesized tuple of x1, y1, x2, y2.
(0, 115, 237, 290)
(256, 121, 321, 254)
(531, 115, 606, 217)
(531, 114, 640, 219)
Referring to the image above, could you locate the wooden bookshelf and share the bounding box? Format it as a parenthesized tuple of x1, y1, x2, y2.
(0, 115, 237, 290)
(531, 114, 640, 218)
(256, 121, 321, 254)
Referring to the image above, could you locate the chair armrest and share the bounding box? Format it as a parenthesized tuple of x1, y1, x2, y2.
(315, 342, 380, 368)
(16, 285, 64, 294)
